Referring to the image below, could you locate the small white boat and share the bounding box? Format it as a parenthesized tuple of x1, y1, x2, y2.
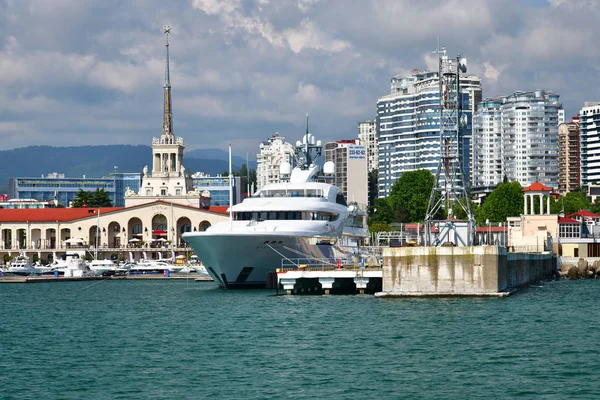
(7, 256, 41, 276)
(88, 259, 115, 276)
(61, 253, 95, 278)
(129, 260, 183, 274)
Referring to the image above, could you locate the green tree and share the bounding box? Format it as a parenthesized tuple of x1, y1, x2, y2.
(450, 198, 478, 220)
(369, 198, 394, 225)
(479, 181, 523, 223)
(590, 197, 600, 215)
(550, 191, 591, 215)
(3, 254, 12, 265)
(368, 222, 392, 233)
(71, 189, 93, 207)
(387, 170, 437, 223)
(71, 188, 112, 208)
(92, 188, 112, 207)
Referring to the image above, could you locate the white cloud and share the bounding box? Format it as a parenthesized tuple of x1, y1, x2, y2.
(0, 0, 598, 154)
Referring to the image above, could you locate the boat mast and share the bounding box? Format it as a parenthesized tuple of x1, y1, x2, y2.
(229, 142, 233, 230)
(95, 207, 100, 259)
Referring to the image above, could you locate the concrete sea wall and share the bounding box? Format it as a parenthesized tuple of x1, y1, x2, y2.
(377, 246, 556, 297)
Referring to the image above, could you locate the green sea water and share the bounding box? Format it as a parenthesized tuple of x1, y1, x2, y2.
(0, 279, 598, 399)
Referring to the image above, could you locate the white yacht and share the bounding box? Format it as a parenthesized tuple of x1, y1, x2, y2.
(182, 130, 368, 288)
(128, 260, 183, 274)
(7, 255, 41, 276)
(88, 259, 115, 276)
(62, 253, 96, 278)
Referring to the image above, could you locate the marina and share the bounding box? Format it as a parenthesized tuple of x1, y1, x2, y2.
(0, 272, 212, 283)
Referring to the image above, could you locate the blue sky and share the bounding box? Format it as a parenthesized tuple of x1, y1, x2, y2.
(0, 0, 596, 157)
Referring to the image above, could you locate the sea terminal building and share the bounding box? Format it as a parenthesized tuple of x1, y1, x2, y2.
(0, 201, 228, 263)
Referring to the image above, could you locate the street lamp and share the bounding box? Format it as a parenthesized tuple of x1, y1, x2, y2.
(486, 219, 490, 245)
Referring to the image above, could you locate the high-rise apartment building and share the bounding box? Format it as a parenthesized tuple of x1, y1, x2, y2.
(376, 68, 481, 197)
(472, 90, 562, 197)
(580, 102, 600, 186)
(472, 98, 503, 197)
(357, 120, 378, 173)
(558, 117, 580, 194)
(324, 140, 368, 206)
(256, 133, 296, 190)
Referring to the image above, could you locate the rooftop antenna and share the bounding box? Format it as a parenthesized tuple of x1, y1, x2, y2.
(424, 39, 475, 246)
(162, 24, 173, 137)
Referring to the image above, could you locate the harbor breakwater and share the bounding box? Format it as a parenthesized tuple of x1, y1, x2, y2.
(376, 245, 557, 297)
(559, 257, 600, 280)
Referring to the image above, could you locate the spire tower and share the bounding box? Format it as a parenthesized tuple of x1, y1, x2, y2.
(162, 25, 173, 137)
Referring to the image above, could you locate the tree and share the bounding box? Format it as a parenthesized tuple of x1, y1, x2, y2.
(71, 189, 92, 208)
(387, 170, 437, 223)
(71, 188, 112, 208)
(451, 198, 478, 220)
(92, 188, 112, 207)
(550, 192, 591, 215)
(3, 254, 12, 265)
(368, 222, 392, 233)
(369, 198, 394, 225)
(479, 181, 523, 223)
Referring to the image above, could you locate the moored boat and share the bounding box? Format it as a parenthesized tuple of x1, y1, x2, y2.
(182, 129, 369, 288)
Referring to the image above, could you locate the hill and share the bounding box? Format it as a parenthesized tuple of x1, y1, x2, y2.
(0, 145, 244, 194)
(185, 148, 257, 170)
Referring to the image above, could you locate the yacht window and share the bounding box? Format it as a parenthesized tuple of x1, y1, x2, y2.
(336, 192, 347, 206)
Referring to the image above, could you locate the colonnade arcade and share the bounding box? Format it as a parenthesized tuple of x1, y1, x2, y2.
(0, 215, 215, 251)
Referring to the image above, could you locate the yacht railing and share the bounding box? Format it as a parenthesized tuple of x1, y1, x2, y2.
(280, 257, 381, 272)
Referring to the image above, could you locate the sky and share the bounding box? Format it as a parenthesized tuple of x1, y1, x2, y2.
(0, 0, 598, 158)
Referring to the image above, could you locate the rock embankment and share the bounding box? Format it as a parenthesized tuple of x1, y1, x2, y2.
(560, 258, 600, 280)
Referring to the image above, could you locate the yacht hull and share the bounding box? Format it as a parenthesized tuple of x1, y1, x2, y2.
(183, 232, 339, 289)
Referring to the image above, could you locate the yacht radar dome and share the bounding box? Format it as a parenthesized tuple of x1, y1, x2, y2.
(323, 161, 335, 175)
(279, 161, 292, 176)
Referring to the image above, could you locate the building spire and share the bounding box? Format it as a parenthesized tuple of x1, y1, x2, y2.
(162, 25, 173, 136)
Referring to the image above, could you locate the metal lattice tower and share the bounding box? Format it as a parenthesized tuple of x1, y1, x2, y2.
(424, 46, 475, 246)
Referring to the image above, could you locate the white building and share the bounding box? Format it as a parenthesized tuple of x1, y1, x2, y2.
(256, 133, 295, 190)
(357, 120, 378, 173)
(580, 102, 600, 186)
(324, 140, 368, 206)
(472, 90, 562, 198)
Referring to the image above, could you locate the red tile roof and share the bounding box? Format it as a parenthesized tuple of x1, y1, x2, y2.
(0, 207, 122, 222)
(523, 182, 552, 192)
(566, 210, 600, 219)
(208, 206, 229, 215)
(475, 226, 507, 232)
(0, 201, 230, 223)
(558, 217, 580, 224)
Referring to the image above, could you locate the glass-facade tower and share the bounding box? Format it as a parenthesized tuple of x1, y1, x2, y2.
(376, 70, 481, 197)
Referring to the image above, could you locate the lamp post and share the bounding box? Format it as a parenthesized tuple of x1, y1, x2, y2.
(486, 219, 490, 245)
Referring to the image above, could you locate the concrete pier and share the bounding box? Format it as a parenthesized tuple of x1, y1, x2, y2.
(277, 269, 382, 295)
(376, 245, 557, 298)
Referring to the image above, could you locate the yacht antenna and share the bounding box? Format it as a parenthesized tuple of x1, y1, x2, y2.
(306, 113, 309, 136)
